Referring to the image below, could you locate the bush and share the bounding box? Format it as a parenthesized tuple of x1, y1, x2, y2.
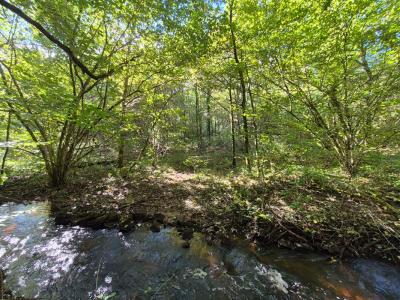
(183, 156, 207, 172)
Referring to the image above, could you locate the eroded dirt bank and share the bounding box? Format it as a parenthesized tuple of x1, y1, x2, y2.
(1, 168, 399, 264)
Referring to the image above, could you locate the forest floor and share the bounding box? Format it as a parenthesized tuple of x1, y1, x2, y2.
(1, 165, 400, 264)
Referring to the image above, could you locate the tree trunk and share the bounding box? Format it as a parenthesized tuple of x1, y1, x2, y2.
(206, 88, 211, 144)
(118, 76, 129, 168)
(117, 136, 124, 168)
(229, 0, 250, 171)
(194, 83, 203, 150)
(229, 82, 237, 169)
(341, 147, 358, 178)
(49, 163, 68, 187)
(1, 112, 11, 175)
(248, 80, 263, 178)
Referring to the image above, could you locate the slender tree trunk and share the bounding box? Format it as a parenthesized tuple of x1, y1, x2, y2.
(235, 87, 242, 140)
(340, 148, 358, 178)
(117, 101, 126, 168)
(239, 75, 250, 169)
(118, 76, 129, 168)
(117, 133, 124, 168)
(248, 81, 263, 178)
(194, 83, 202, 149)
(229, 0, 250, 171)
(229, 82, 237, 169)
(206, 88, 212, 144)
(1, 111, 11, 175)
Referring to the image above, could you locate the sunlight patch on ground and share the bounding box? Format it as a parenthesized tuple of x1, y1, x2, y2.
(184, 199, 202, 211)
(163, 169, 195, 183)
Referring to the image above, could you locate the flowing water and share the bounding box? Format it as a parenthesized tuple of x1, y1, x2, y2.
(0, 202, 399, 300)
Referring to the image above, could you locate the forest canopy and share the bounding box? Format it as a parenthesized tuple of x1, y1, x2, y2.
(0, 0, 399, 186)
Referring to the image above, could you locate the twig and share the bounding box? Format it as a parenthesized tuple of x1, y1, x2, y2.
(0, 194, 26, 202)
(95, 257, 103, 291)
(367, 212, 400, 254)
(150, 273, 176, 300)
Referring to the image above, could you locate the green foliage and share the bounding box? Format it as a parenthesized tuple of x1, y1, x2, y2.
(96, 292, 117, 300)
(183, 155, 207, 172)
(0, 0, 398, 187)
(0, 173, 7, 185)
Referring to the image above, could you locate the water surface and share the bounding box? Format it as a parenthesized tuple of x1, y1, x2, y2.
(0, 202, 399, 299)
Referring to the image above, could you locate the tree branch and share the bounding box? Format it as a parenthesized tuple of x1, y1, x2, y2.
(0, 0, 130, 80)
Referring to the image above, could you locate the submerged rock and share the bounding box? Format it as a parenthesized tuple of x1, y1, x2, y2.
(256, 265, 289, 294)
(118, 216, 136, 232)
(179, 227, 194, 241)
(182, 241, 190, 248)
(150, 220, 161, 232)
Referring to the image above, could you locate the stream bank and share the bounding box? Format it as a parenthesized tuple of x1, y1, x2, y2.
(1, 168, 399, 265)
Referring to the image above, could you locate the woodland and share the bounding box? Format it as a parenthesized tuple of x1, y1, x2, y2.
(0, 0, 399, 264)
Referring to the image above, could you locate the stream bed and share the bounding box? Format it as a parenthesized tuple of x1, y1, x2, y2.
(0, 201, 399, 299)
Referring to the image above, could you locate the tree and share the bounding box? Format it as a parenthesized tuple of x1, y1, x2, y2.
(0, 0, 163, 185)
(250, 0, 400, 176)
(228, 0, 251, 170)
(0, 111, 11, 176)
(0, 0, 398, 184)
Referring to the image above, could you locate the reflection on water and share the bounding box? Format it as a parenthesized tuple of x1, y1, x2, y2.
(0, 202, 399, 299)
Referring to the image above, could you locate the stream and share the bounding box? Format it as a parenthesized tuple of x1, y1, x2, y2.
(0, 201, 399, 299)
